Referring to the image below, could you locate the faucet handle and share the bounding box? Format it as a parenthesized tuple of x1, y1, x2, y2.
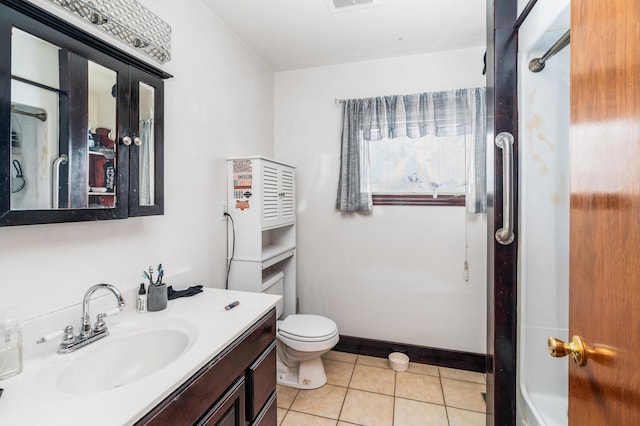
(62, 325, 75, 343)
(93, 313, 107, 332)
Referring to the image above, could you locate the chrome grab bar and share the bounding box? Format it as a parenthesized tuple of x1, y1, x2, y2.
(52, 154, 68, 209)
(495, 132, 515, 245)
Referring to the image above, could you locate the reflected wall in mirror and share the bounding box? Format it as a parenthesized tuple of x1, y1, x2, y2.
(138, 82, 155, 206)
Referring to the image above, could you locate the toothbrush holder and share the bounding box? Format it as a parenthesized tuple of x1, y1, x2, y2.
(147, 283, 168, 312)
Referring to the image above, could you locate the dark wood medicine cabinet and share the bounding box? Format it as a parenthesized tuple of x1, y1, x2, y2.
(0, 0, 171, 226)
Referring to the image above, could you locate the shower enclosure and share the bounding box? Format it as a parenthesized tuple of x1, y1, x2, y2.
(516, 1, 570, 425)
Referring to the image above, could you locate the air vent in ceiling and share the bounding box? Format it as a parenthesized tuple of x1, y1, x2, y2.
(330, 0, 374, 11)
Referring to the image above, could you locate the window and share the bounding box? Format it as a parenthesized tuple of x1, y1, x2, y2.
(368, 134, 469, 206)
(336, 88, 486, 213)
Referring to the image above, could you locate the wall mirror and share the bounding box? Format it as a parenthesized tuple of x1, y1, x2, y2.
(0, 0, 171, 226)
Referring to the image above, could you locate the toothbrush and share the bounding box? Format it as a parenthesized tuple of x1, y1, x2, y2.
(157, 264, 163, 284)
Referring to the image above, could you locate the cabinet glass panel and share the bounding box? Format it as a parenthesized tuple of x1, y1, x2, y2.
(138, 81, 155, 206)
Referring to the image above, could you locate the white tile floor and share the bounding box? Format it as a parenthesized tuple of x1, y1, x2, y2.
(276, 351, 486, 426)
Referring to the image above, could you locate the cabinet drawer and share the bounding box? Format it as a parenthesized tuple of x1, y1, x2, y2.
(247, 341, 276, 422)
(197, 377, 245, 426)
(136, 309, 276, 425)
(252, 391, 277, 426)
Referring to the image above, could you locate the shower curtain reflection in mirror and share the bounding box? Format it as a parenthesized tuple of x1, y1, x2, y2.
(138, 81, 155, 206)
(139, 118, 154, 205)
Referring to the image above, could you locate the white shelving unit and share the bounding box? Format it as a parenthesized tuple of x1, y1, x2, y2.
(226, 157, 296, 317)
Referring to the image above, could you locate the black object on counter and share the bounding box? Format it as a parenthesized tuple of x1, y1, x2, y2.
(167, 285, 204, 300)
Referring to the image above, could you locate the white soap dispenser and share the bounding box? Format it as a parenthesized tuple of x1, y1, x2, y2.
(0, 318, 23, 380)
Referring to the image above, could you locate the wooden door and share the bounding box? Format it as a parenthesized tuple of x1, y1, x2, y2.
(569, 0, 640, 423)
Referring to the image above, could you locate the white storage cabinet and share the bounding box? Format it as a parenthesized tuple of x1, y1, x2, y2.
(226, 157, 296, 317)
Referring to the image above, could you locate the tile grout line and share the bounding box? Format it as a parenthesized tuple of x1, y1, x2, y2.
(438, 370, 452, 426)
(336, 355, 361, 425)
(282, 387, 300, 425)
(334, 370, 351, 424)
(391, 370, 397, 426)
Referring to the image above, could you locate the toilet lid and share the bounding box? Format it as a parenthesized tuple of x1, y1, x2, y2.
(278, 314, 338, 342)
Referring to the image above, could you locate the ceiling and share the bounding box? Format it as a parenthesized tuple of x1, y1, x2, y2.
(200, 0, 487, 72)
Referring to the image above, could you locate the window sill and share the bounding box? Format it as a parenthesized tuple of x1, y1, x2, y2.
(372, 194, 465, 206)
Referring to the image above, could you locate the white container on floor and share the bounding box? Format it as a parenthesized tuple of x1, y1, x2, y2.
(388, 352, 409, 372)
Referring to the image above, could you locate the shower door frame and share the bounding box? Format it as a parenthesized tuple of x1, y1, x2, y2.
(486, 0, 519, 425)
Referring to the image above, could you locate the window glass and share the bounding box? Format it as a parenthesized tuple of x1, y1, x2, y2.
(369, 134, 469, 197)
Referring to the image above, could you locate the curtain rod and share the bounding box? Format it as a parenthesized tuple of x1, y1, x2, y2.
(513, 0, 538, 31)
(528, 29, 570, 72)
(335, 87, 485, 105)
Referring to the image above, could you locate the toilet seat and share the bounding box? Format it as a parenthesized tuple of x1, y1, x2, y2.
(277, 314, 338, 342)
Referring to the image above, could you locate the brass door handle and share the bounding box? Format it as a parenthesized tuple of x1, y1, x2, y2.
(548, 336, 588, 366)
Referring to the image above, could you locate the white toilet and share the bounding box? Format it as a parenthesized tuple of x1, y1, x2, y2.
(264, 272, 339, 389)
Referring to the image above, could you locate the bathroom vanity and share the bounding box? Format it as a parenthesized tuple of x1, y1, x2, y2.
(0, 288, 280, 426)
(136, 309, 277, 425)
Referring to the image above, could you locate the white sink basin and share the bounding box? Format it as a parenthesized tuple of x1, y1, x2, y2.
(53, 319, 196, 396)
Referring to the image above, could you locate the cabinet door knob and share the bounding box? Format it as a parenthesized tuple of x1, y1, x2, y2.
(133, 137, 142, 146)
(122, 136, 132, 146)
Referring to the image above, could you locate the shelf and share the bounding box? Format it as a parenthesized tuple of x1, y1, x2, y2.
(261, 244, 295, 268)
(89, 149, 115, 157)
(232, 244, 295, 267)
(261, 271, 284, 292)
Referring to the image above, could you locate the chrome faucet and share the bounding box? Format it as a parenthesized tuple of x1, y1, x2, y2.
(58, 283, 126, 354)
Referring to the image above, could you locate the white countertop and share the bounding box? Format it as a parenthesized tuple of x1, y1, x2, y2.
(0, 288, 281, 426)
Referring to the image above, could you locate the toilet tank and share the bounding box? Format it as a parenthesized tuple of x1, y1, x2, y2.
(262, 271, 284, 318)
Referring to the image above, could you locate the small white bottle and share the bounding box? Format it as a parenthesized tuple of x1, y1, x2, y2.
(136, 283, 147, 313)
(0, 318, 23, 380)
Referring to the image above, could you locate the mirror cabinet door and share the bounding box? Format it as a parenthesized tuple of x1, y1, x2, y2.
(128, 69, 164, 216)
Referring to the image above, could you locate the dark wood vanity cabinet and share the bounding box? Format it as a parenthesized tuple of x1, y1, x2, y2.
(136, 309, 278, 426)
(199, 377, 246, 426)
